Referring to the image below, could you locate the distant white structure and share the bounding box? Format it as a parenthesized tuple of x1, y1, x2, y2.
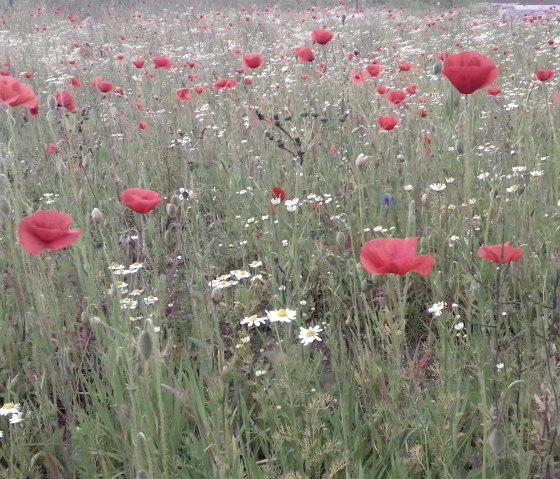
(493, 2, 560, 19)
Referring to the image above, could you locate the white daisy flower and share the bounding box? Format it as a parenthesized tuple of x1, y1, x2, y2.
(267, 308, 297, 323)
(240, 315, 267, 328)
(298, 325, 323, 345)
(0, 403, 20, 416)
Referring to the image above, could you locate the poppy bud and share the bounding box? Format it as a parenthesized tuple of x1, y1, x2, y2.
(355, 153, 368, 169)
(80, 311, 89, 324)
(91, 207, 103, 225)
(47, 94, 57, 111)
(164, 228, 176, 246)
(165, 203, 177, 218)
(455, 140, 464, 155)
(336, 231, 346, 248)
(211, 287, 224, 305)
(433, 61, 442, 75)
(361, 278, 374, 293)
(0, 195, 11, 219)
(137, 330, 153, 361)
(421, 193, 429, 206)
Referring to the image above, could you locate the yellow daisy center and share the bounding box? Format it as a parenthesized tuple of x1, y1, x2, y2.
(249, 315, 257, 322)
(305, 330, 316, 337)
(3, 403, 14, 409)
(277, 309, 287, 317)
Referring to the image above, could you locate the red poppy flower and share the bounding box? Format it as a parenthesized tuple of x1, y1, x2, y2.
(366, 63, 382, 77)
(377, 85, 388, 94)
(294, 46, 315, 62)
(55, 90, 75, 111)
(555, 92, 560, 104)
(477, 242, 522, 263)
(387, 89, 406, 104)
(418, 108, 427, 118)
(351, 70, 368, 85)
(70, 76, 80, 89)
(442, 51, 498, 94)
(242, 53, 265, 69)
(153, 55, 172, 70)
(98, 80, 113, 93)
(46, 143, 57, 154)
(0, 75, 38, 113)
(377, 115, 398, 130)
(18, 210, 81, 255)
(133, 58, 145, 69)
(23, 72, 32, 79)
(176, 87, 190, 101)
(271, 186, 286, 201)
(243, 77, 253, 85)
(311, 28, 333, 45)
(487, 87, 502, 96)
(534, 69, 555, 82)
(120, 188, 161, 213)
(225, 79, 237, 89)
(399, 61, 411, 71)
(406, 84, 417, 95)
(360, 237, 435, 276)
(214, 79, 227, 91)
(138, 121, 148, 130)
(115, 54, 124, 60)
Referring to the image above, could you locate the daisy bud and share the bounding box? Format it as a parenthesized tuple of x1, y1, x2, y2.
(137, 330, 153, 362)
(355, 153, 368, 169)
(165, 203, 177, 218)
(91, 207, 103, 225)
(211, 287, 224, 305)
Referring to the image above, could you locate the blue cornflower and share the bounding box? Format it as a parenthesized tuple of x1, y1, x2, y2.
(382, 193, 395, 207)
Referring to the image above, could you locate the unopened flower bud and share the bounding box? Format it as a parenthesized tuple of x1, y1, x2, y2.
(355, 153, 368, 169)
(47, 94, 57, 111)
(0, 195, 11, 219)
(165, 203, 177, 218)
(91, 207, 103, 225)
(211, 288, 224, 305)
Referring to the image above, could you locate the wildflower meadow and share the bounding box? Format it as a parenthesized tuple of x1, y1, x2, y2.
(1, 0, 560, 477)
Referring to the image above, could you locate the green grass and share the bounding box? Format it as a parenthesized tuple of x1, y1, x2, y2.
(1, 0, 560, 477)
